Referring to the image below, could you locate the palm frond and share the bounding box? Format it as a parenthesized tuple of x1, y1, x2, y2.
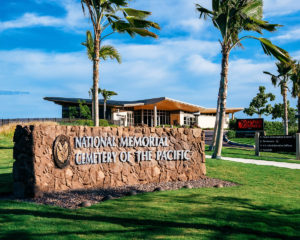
(99, 45, 122, 63)
(126, 16, 160, 30)
(99, 88, 118, 100)
(108, 0, 128, 7)
(123, 8, 152, 19)
(129, 28, 159, 38)
(241, 0, 263, 19)
(196, 4, 213, 19)
(81, 30, 94, 61)
(263, 71, 279, 86)
(258, 38, 290, 63)
(212, 0, 220, 12)
(291, 62, 300, 98)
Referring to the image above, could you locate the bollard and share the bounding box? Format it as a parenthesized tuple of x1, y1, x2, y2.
(296, 133, 300, 160)
(255, 131, 260, 156)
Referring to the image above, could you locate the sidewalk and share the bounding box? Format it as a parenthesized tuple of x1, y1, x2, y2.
(206, 155, 300, 170)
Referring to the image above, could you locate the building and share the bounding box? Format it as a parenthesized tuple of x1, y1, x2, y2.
(44, 97, 243, 128)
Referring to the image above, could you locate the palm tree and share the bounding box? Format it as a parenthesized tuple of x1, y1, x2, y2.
(82, 30, 121, 63)
(196, 0, 289, 159)
(98, 88, 118, 119)
(291, 62, 300, 132)
(83, 30, 121, 122)
(264, 61, 294, 135)
(81, 0, 160, 126)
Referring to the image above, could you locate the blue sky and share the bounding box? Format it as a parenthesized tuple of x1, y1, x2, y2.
(1, 0, 300, 119)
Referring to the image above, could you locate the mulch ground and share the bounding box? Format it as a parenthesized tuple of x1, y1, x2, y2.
(1, 177, 238, 209)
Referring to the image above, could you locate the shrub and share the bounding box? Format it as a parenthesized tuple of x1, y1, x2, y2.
(99, 119, 109, 126)
(229, 119, 236, 130)
(288, 126, 298, 136)
(264, 121, 284, 135)
(226, 130, 236, 139)
(60, 119, 110, 127)
(60, 119, 93, 126)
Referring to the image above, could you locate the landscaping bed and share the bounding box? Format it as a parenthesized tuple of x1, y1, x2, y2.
(1, 178, 237, 209)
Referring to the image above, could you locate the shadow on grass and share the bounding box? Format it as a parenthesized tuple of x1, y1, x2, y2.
(0, 196, 299, 239)
(0, 173, 13, 194)
(0, 146, 13, 150)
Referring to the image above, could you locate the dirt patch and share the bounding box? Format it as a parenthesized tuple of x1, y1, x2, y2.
(1, 177, 238, 209)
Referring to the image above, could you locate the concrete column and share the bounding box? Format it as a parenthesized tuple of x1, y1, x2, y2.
(141, 109, 144, 124)
(154, 105, 157, 127)
(296, 133, 300, 160)
(255, 131, 260, 156)
(231, 113, 235, 120)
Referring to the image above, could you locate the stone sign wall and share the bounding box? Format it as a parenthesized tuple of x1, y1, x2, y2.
(13, 125, 206, 198)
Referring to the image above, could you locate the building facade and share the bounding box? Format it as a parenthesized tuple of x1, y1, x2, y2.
(45, 97, 243, 128)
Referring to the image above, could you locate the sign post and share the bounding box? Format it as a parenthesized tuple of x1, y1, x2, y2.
(296, 133, 300, 160)
(255, 132, 260, 156)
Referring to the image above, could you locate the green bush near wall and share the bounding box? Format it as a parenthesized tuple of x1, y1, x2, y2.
(60, 119, 110, 127)
(226, 130, 236, 138)
(264, 121, 284, 135)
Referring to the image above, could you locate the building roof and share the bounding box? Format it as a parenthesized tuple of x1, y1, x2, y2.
(44, 97, 243, 114)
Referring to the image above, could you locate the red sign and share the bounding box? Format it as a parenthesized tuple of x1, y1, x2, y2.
(236, 119, 264, 131)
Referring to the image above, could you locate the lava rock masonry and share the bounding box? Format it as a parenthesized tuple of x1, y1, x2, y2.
(13, 125, 206, 198)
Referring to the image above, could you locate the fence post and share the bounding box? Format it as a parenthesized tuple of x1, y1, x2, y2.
(296, 133, 300, 160)
(255, 131, 260, 156)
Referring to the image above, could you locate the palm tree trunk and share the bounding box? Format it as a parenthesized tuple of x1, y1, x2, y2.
(283, 83, 288, 135)
(212, 48, 230, 159)
(91, 92, 94, 122)
(93, 30, 100, 127)
(209, 93, 220, 151)
(104, 99, 106, 120)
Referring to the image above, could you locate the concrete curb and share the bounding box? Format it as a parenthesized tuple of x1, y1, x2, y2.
(206, 155, 300, 170)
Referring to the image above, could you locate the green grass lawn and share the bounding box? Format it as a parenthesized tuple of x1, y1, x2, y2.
(230, 138, 255, 145)
(0, 135, 300, 239)
(0, 136, 13, 193)
(206, 145, 300, 164)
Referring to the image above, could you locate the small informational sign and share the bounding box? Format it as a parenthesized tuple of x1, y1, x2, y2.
(236, 119, 264, 131)
(259, 135, 296, 153)
(236, 131, 256, 138)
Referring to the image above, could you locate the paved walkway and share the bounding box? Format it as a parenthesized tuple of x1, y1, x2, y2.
(206, 155, 300, 170)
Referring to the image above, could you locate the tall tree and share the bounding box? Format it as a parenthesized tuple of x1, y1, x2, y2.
(81, 0, 160, 126)
(291, 61, 300, 132)
(244, 86, 275, 118)
(196, 0, 289, 158)
(98, 88, 118, 119)
(264, 61, 294, 135)
(83, 30, 121, 122)
(272, 101, 297, 129)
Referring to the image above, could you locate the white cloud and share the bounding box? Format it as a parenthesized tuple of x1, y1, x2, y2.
(178, 19, 208, 34)
(2, 35, 291, 118)
(0, 37, 220, 117)
(264, 0, 300, 16)
(272, 27, 300, 42)
(130, 0, 211, 34)
(187, 55, 219, 75)
(0, 13, 62, 31)
(0, 0, 87, 32)
(229, 59, 274, 85)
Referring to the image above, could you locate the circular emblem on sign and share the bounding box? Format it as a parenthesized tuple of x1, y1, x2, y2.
(53, 135, 71, 169)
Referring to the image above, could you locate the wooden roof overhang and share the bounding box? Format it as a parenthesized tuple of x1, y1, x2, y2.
(132, 98, 206, 113)
(201, 108, 244, 114)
